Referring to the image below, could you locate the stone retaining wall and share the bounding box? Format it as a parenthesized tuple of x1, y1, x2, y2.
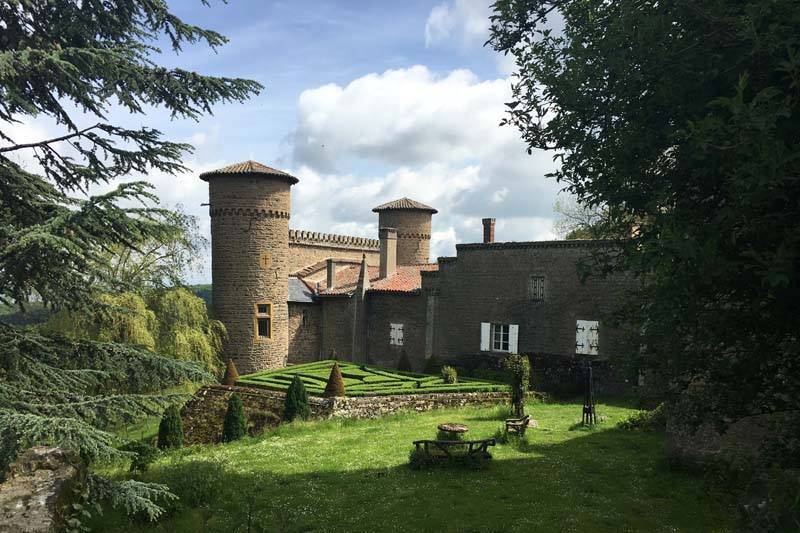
(181, 384, 511, 444)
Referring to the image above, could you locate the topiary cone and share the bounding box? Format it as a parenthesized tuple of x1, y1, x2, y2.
(323, 362, 346, 397)
(223, 359, 239, 385)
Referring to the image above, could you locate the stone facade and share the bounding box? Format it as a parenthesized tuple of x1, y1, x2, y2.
(428, 240, 637, 367)
(366, 292, 427, 370)
(181, 384, 510, 444)
(376, 209, 433, 265)
(287, 302, 321, 364)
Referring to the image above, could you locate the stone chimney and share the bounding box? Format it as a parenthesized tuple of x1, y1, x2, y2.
(326, 258, 336, 289)
(482, 218, 496, 244)
(379, 227, 397, 278)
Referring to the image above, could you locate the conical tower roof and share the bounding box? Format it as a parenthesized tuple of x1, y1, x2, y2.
(199, 160, 299, 184)
(372, 197, 437, 214)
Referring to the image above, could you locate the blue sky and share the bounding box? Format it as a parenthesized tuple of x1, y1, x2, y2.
(9, 0, 564, 283)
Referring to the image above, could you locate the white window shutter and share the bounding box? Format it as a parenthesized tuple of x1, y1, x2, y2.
(509, 324, 519, 353)
(480, 322, 490, 351)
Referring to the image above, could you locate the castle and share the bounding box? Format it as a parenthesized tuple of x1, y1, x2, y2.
(201, 160, 637, 389)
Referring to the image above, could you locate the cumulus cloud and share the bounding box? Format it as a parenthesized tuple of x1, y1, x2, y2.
(290, 65, 561, 259)
(424, 0, 492, 48)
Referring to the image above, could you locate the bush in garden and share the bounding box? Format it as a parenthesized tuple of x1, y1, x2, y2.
(157, 405, 184, 449)
(441, 365, 458, 384)
(284, 375, 311, 422)
(120, 441, 160, 473)
(503, 354, 531, 417)
(222, 394, 247, 443)
(617, 403, 666, 431)
(222, 359, 240, 385)
(397, 351, 413, 372)
(324, 362, 346, 397)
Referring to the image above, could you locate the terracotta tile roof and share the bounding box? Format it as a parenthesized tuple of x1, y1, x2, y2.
(371, 197, 438, 214)
(316, 263, 438, 296)
(199, 160, 299, 184)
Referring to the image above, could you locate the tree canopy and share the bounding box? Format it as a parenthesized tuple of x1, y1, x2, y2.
(489, 1, 799, 429)
(0, 0, 260, 520)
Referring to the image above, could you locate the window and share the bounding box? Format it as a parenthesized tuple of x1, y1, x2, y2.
(481, 322, 519, 353)
(254, 302, 272, 341)
(492, 323, 510, 352)
(529, 275, 546, 301)
(389, 323, 404, 346)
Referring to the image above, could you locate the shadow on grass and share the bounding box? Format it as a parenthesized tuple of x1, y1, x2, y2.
(89, 426, 735, 533)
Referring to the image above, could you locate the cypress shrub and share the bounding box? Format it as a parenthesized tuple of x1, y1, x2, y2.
(222, 359, 239, 385)
(503, 354, 531, 417)
(222, 394, 247, 442)
(423, 355, 442, 374)
(397, 351, 413, 372)
(284, 375, 311, 421)
(441, 365, 458, 384)
(323, 362, 346, 397)
(157, 405, 184, 449)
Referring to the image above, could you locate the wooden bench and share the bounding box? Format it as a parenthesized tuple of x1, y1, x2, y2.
(412, 438, 496, 459)
(505, 414, 531, 436)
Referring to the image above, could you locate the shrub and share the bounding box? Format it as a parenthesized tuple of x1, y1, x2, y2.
(284, 375, 311, 422)
(157, 405, 184, 449)
(323, 362, 346, 397)
(222, 359, 239, 385)
(441, 365, 458, 384)
(120, 440, 160, 473)
(397, 351, 412, 372)
(222, 394, 247, 443)
(617, 403, 666, 431)
(423, 355, 442, 374)
(503, 354, 531, 417)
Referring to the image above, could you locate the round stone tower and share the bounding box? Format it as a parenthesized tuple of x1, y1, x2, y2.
(200, 161, 299, 374)
(372, 198, 437, 265)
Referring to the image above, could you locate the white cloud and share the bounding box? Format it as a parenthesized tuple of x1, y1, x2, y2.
(424, 0, 492, 48)
(290, 65, 561, 261)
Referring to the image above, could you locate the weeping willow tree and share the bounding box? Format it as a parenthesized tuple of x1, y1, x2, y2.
(45, 288, 225, 374)
(0, 0, 261, 521)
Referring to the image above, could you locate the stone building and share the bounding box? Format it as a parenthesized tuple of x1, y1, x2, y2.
(202, 160, 638, 388)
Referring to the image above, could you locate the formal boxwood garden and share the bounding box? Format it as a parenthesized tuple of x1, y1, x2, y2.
(236, 360, 509, 397)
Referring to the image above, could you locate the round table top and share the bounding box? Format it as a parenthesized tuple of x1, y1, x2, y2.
(437, 423, 469, 433)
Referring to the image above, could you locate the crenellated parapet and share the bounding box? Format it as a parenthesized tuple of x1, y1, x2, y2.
(289, 229, 380, 250)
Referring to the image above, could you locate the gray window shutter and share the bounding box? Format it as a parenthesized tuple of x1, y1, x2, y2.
(509, 324, 519, 353)
(480, 322, 490, 351)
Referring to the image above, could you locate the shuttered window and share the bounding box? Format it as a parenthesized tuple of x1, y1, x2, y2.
(529, 275, 546, 301)
(481, 323, 519, 353)
(389, 323, 404, 346)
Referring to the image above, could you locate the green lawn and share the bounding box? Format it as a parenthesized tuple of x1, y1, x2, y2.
(91, 399, 734, 533)
(237, 359, 509, 396)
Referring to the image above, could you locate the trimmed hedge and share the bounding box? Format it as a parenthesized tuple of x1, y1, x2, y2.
(237, 360, 509, 398)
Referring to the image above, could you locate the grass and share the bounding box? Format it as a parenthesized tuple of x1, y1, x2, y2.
(90, 399, 735, 533)
(237, 359, 510, 397)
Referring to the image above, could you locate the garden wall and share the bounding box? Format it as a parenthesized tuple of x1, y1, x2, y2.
(181, 384, 510, 444)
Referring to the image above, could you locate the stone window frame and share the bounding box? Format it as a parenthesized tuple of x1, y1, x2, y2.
(253, 302, 272, 342)
(529, 275, 546, 302)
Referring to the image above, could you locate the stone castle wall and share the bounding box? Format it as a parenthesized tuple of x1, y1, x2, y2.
(429, 241, 638, 364)
(289, 230, 379, 272)
(377, 210, 432, 265)
(288, 302, 322, 364)
(209, 175, 291, 374)
(366, 292, 427, 370)
(320, 298, 355, 358)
